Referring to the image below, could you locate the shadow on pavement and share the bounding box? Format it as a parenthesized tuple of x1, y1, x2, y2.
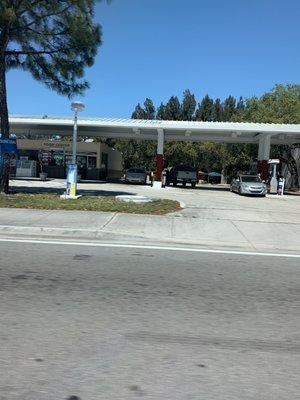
(10, 186, 136, 197)
(167, 184, 230, 192)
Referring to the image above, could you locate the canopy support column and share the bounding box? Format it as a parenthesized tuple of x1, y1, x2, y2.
(156, 128, 164, 181)
(257, 134, 271, 181)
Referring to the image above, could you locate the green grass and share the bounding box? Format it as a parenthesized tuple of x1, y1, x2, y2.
(0, 193, 180, 214)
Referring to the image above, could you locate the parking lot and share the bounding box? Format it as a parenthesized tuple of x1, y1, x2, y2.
(6, 178, 300, 253)
(10, 178, 300, 218)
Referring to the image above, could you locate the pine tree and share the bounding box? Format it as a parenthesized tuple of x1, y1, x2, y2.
(211, 98, 223, 122)
(222, 95, 236, 121)
(156, 102, 166, 120)
(143, 98, 156, 119)
(236, 96, 245, 111)
(0, 1, 103, 138)
(131, 103, 147, 119)
(195, 95, 214, 121)
(181, 89, 196, 121)
(164, 96, 182, 120)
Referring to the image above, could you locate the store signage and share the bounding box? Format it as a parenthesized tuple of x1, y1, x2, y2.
(42, 141, 72, 151)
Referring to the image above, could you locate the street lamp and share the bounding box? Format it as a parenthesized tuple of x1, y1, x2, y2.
(71, 101, 85, 164)
(66, 101, 85, 198)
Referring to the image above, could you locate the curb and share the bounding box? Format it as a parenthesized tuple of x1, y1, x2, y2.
(0, 224, 299, 254)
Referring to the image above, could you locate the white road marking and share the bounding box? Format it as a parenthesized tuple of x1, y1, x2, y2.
(0, 237, 299, 258)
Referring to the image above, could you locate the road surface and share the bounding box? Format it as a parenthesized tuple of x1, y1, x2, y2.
(0, 240, 299, 400)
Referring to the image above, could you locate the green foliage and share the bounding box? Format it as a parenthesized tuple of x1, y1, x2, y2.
(114, 139, 156, 170)
(195, 94, 214, 121)
(2, 0, 101, 95)
(125, 97, 157, 168)
(115, 84, 300, 183)
(181, 89, 196, 121)
(144, 98, 156, 119)
(234, 84, 300, 124)
(222, 95, 236, 121)
(0, 0, 103, 137)
(156, 102, 166, 120)
(131, 98, 156, 119)
(211, 98, 223, 122)
(164, 96, 182, 120)
(234, 84, 300, 186)
(131, 103, 147, 119)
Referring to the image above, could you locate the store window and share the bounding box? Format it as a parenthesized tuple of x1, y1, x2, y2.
(87, 156, 97, 169)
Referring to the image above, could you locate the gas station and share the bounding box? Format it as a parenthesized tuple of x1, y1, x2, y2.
(8, 114, 300, 193)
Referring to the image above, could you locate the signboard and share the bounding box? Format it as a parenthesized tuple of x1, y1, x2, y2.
(66, 164, 77, 197)
(268, 159, 280, 164)
(0, 138, 19, 186)
(42, 141, 71, 151)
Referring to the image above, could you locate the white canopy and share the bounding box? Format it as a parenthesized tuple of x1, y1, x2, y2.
(9, 115, 300, 144)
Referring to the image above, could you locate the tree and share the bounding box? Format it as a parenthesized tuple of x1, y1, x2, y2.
(0, 0, 102, 138)
(143, 98, 156, 119)
(123, 84, 300, 186)
(235, 84, 300, 186)
(236, 96, 245, 112)
(211, 98, 223, 122)
(131, 103, 147, 119)
(222, 95, 236, 121)
(114, 139, 156, 171)
(156, 102, 166, 120)
(164, 96, 182, 120)
(181, 89, 196, 121)
(195, 94, 214, 121)
(127, 98, 156, 167)
(237, 84, 300, 124)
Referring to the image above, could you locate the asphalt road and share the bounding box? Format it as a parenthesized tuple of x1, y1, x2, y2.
(0, 241, 299, 400)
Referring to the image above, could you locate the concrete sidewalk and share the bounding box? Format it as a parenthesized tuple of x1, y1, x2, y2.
(0, 207, 299, 253)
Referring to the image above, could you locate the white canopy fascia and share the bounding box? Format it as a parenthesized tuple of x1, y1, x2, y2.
(8, 115, 300, 144)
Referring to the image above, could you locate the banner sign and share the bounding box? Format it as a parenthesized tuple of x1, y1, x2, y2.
(0, 138, 19, 181)
(66, 164, 77, 197)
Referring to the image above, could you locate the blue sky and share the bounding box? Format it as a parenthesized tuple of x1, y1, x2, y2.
(7, 0, 300, 118)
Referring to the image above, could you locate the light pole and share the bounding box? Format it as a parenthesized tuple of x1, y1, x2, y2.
(71, 101, 85, 164)
(66, 101, 85, 198)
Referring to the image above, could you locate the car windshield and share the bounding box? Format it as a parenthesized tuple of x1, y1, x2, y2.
(127, 168, 145, 173)
(241, 175, 261, 183)
(174, 165, 196, 172)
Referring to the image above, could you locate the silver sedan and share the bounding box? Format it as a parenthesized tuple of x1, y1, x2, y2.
(231, 175, 267, 196)
(124, 167, 147, 184)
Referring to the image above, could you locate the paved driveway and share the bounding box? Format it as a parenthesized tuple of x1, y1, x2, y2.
(6, 179, 300, 253)
(11, 178, 300, 221)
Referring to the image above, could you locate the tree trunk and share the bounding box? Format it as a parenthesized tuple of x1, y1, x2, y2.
(0, 51, 9, 138)
(0, 44, 10, 193)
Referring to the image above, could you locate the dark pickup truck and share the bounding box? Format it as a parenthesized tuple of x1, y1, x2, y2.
(167, 165, 198, 188)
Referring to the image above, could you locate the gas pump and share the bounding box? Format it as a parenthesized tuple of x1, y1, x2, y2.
(268, 159, 280, 194)
(162, 169, 167, 188)
(277, 177, 285, 196)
